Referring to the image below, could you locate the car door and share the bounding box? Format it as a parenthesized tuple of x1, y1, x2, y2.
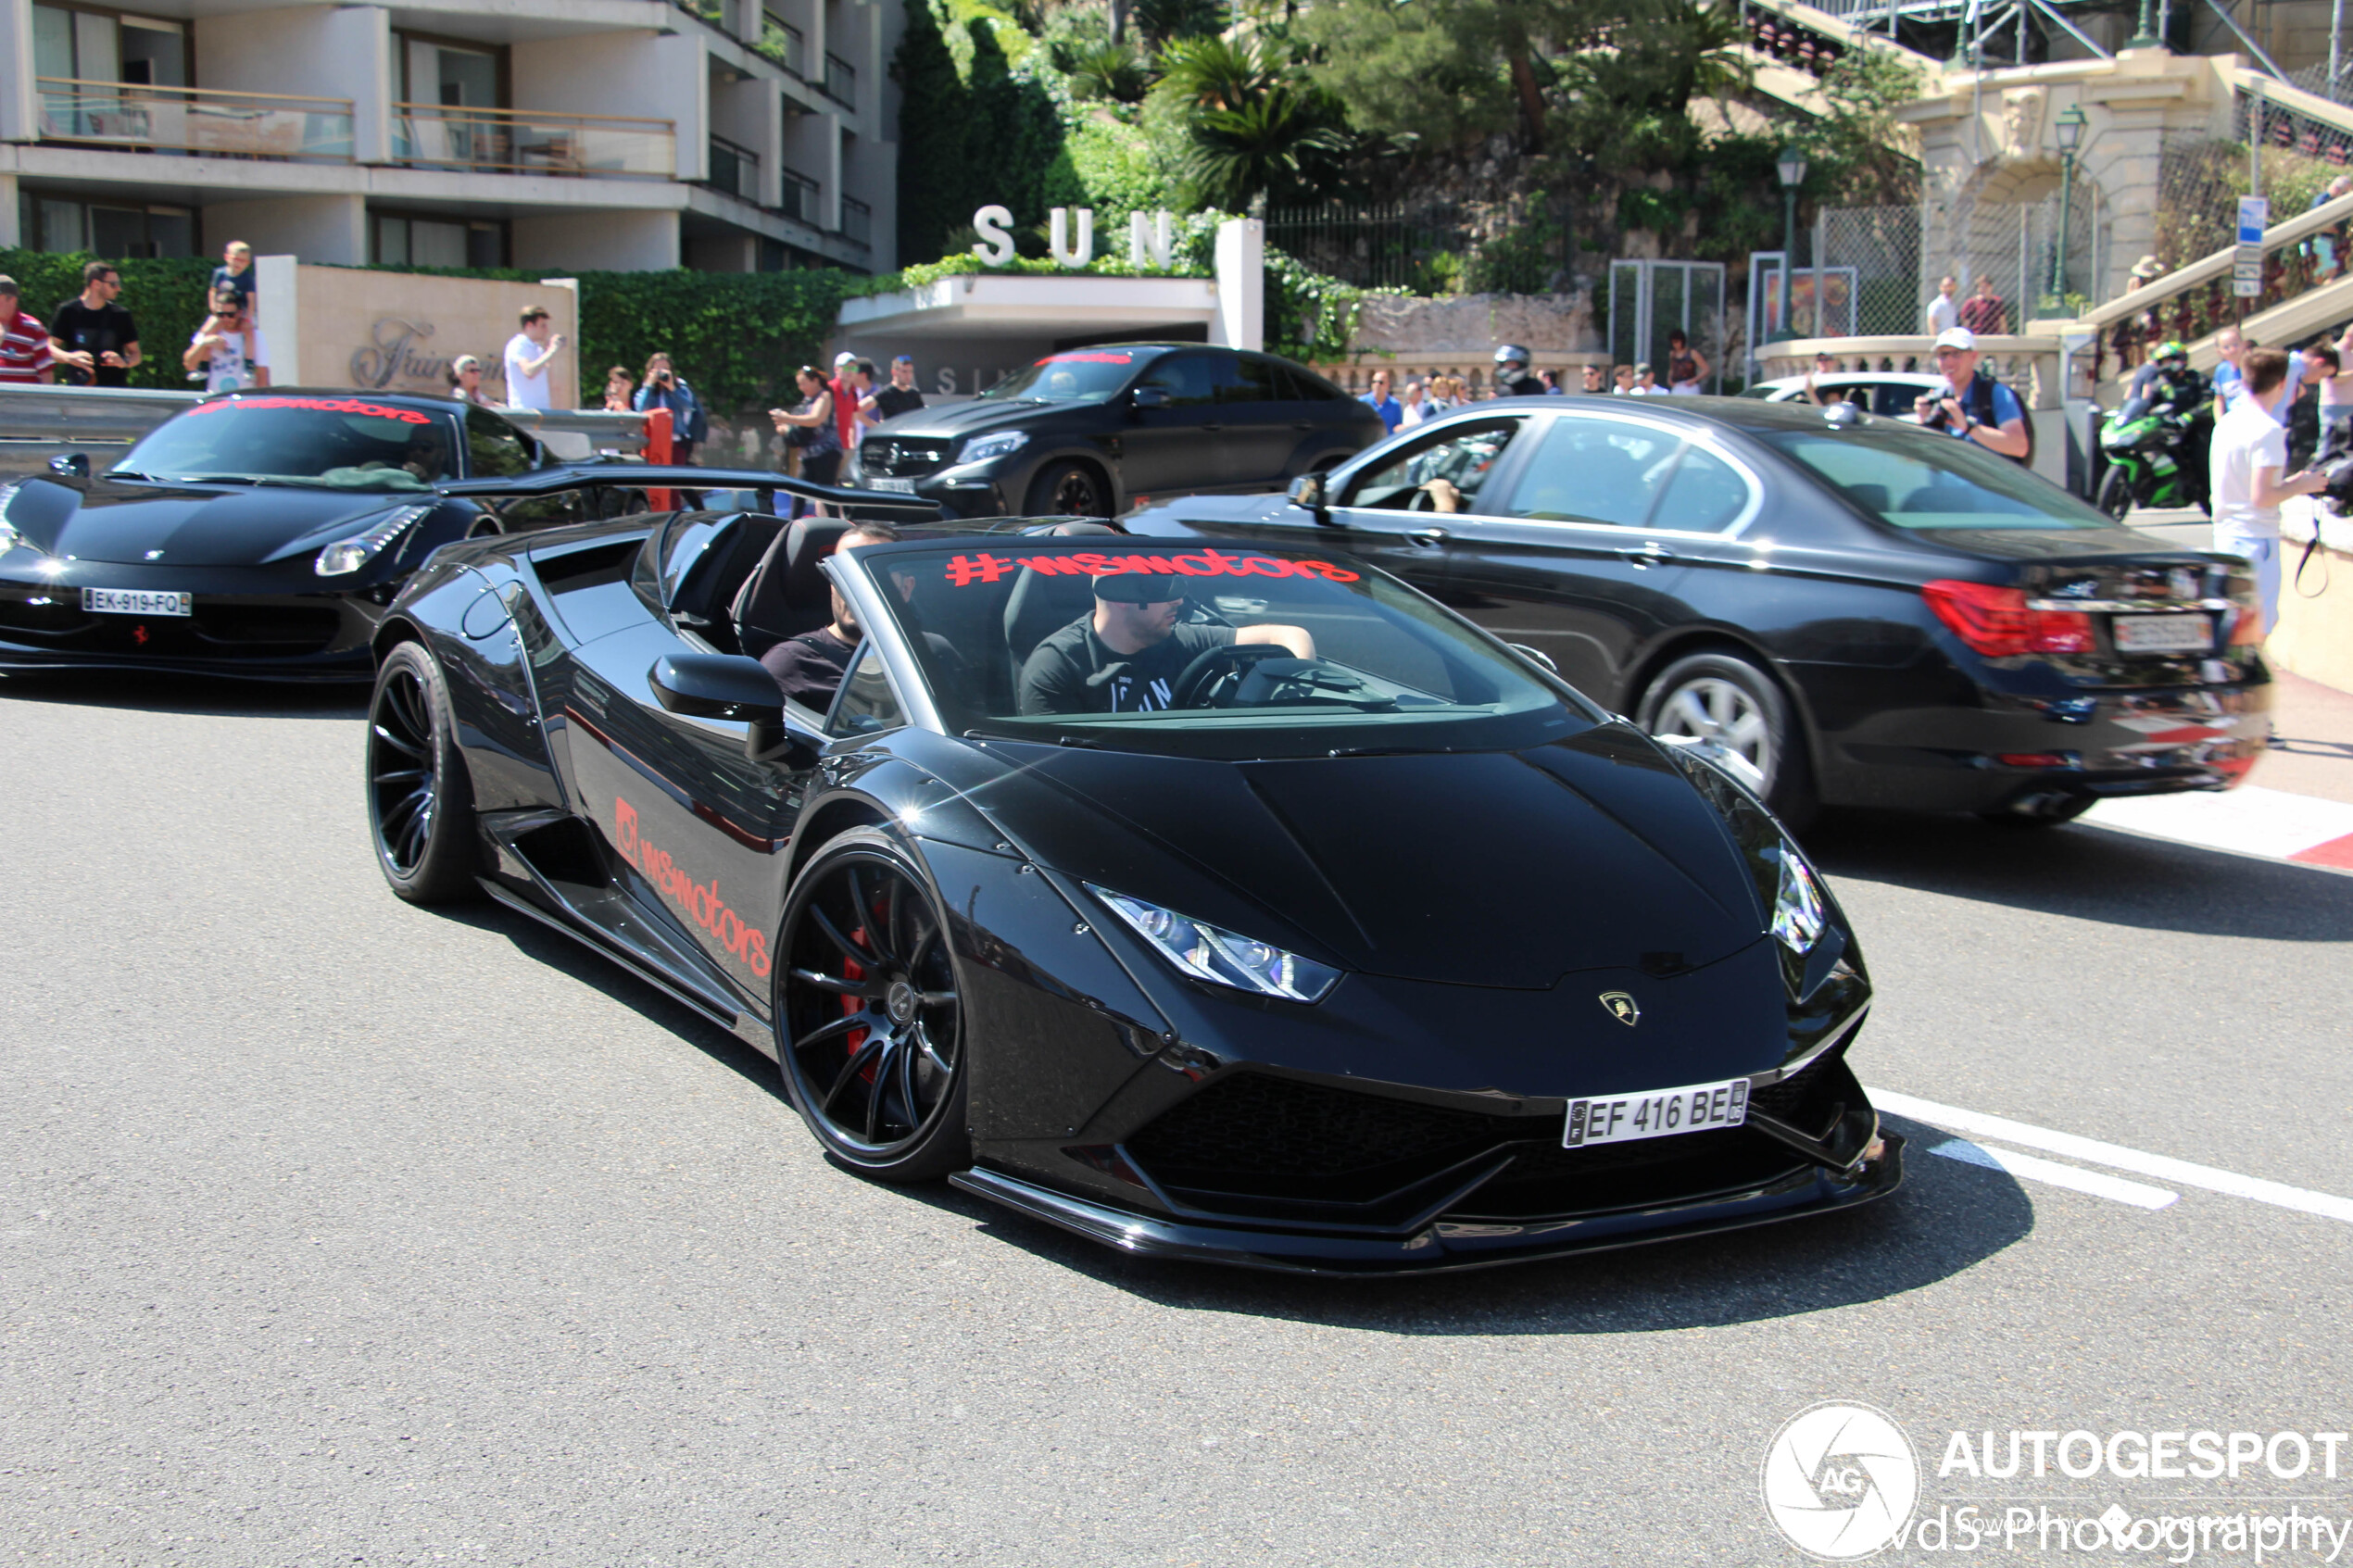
(1120, 350, 1229, 499)
(555, 537, 822, 1010)
(1315, 414, 1539, 592)
(1434, 409, 1763, 709)
(1214, 352, 1300, 488)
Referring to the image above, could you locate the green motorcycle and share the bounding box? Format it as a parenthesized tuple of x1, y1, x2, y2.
(2095, 400, 2208, 520)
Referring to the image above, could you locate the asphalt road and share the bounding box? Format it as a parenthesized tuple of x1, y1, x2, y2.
(4, 671, 2350, 1566)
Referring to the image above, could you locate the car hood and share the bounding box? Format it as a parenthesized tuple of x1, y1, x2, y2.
(942, 724, 1765, 990)
(1, 476, 424, 566)
(873, 398, 1093, 441)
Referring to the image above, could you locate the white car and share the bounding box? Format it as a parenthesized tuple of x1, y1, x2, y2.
(1740, 371, 1942, 422)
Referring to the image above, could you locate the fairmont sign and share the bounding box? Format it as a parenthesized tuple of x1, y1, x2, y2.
(970, 204, 1179, 270)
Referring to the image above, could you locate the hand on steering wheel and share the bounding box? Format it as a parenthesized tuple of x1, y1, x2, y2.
(1170, 642, 1295, 709)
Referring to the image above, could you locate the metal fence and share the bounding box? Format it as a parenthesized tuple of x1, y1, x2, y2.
(1813, 204, 1925, 335)
(1263, 201, 1570, 295)
(2155, 85, 2353, 279)
(1607, 260, 1726, 389)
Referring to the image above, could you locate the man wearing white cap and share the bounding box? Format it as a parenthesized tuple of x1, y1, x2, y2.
(1913, 327, 2030, 463)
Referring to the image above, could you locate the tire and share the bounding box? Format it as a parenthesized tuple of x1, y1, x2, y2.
(1638, 650, 1818, 829)
(2095, 464, 2135, 521)
(1976, 796, 2095, 828)
(1024, 460, 1113, 519)
(365, 640, 483, 904)
(774, 828, 972, 1182)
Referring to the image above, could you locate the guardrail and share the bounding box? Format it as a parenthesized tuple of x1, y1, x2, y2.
(0, 385, 649, 460)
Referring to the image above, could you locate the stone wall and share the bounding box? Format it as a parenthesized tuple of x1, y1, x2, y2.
(1312, 290, 1604, 395)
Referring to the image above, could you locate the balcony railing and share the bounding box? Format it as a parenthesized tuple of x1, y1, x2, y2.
(838, 194, 872, 249)
(707, 133, 761, 201)
(760, 14, 807, 75)
(35, 78, 353, 160)
(823, 52, 856, 107)
(779, 168, 821, 226)
(391, 104, 674, 179)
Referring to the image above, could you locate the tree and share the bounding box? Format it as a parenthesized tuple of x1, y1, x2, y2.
(1152, 35, 1357, 208)
(1297, 0, 1612, 152)
(891, 0, 973, 265)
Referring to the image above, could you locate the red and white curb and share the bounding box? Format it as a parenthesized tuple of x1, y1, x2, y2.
(2082, 784, 2353, 869)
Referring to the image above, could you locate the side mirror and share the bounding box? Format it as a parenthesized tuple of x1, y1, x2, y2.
(1131, 385, 1172, 409)
(1286, 470, 1328, 520)
(49, 453, 89, 481)
(648, 653, 785, 722)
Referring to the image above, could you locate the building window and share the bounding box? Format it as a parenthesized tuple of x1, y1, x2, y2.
(373, 211, 508, 269)
(19, 191, 194, 257)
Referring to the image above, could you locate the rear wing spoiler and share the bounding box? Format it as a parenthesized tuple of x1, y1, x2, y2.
(434, 463, 945, 520)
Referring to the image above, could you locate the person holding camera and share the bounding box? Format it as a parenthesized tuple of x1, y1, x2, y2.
(770, 365, 844, 491)
(1914, 328, 2030, 463)
(502, 305, 563, 411)
(633, 352, 708, 465)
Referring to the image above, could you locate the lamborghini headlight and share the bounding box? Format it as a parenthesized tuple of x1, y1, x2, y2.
(1770, 844, 1828, 956)
(315, 504, 434, 576)
(1088, 884, 1340, 1003)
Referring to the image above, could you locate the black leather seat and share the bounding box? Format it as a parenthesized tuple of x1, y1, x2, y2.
(1001, 565, 1098, 692)
(731, 517, 855, 659)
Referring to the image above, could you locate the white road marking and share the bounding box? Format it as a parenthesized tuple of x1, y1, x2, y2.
(1870, 1088, 2353, 1226)
(2084, 784, 2353, 864)
(1927, 1137, 2180, 1210)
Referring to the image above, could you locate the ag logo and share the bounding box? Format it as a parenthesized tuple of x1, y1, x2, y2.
(1599, 990, 1640, 1026)
(1760, 1402, 1919, 1560)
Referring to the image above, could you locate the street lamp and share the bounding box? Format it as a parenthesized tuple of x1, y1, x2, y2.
(2051, 104, 2088, 301)
(1777, 144, 1808, 345)
(2127, 0, 2165, 50)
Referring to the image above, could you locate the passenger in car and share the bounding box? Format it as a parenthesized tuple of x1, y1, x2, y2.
(759, 522, 900, 709)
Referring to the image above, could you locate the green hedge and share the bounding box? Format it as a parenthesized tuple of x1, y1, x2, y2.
(5, 240, 1372, 407)
(1, 248, 875, 414)
(0, 252, 219, 393)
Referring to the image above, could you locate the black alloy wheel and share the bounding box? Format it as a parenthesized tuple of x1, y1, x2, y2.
(2095, 465, 2137, 521)
(1026, 460, 1112, 519)
(365, 640, 482, 903)
(1639, 649, 1818, 829)
(774, 829, 971, 1181)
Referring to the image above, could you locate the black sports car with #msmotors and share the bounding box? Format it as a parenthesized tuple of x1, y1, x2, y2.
(0, 388, 658, 681)
(364, 495, 1900, 1274)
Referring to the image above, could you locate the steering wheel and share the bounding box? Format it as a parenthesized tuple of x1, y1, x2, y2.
(1407, 484, 1441, 512)
(1170, 642, 1294, 709)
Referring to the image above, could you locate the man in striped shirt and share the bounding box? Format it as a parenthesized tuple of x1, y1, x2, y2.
(0, 277, 56, 384)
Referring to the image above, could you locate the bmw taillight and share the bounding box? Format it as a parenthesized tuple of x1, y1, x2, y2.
(1921, 579, 2095, 657)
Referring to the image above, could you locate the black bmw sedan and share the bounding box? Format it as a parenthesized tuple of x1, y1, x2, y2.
(0, 389, 583, 681)
(1126, 397, 2271, 826)
(849, 343, 1385, 519)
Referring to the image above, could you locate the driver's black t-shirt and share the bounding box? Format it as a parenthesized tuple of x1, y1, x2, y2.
(1017, 617, 1236, 715)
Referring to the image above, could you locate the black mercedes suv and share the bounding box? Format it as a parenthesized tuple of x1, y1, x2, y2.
(849, 343, 1386, 518)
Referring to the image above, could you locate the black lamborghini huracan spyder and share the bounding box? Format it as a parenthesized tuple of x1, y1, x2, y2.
(364, 483, 1900, 1274)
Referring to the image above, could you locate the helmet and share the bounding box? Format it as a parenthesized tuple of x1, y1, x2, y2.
(1493, 344, 1531, 369)
(2154, 340, 2188, 364)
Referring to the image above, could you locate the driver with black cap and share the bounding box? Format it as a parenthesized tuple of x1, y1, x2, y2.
(1018, 571, 1315, 716)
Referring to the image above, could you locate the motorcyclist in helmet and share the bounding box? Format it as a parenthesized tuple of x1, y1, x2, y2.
(2125, 341, 2207, 420)
(1492, 345, 1547, 397)
(2119, 340, 2212, 511)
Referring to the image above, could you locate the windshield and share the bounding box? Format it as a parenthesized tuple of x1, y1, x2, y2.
(853, 541, 1598, 760)
(980, 349, 1157, 404)
(117, 395, 459, 492)
(1758, 423, 2111, 531)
